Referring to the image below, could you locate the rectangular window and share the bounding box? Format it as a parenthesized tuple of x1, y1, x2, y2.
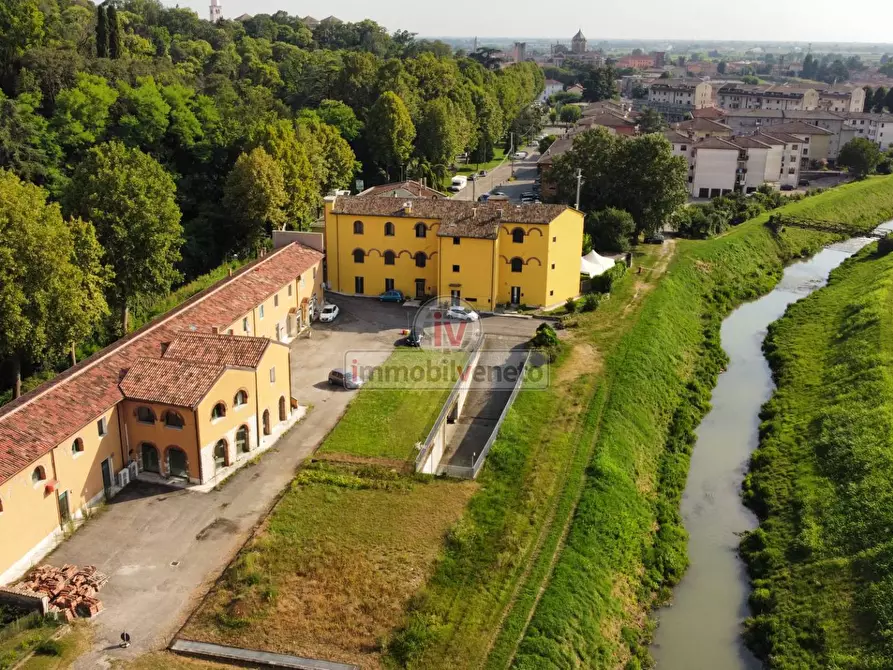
(313, 267, 317, 279)
(259, 305, 265, 319)
(452, 265, 460, 272)
(274, 294, 279, 307)
(453, 237, 460, 245)
(300, 275, 305, 288)
(552, 237, 557, 242)
(551, 263, 555, 270)
(355, 276, 364, 294)
(385, 278, 395, 292)
(227, 329, 233, 335)
(243, 317, 249, 331)
(270, 367, 276, 383)
(288, 284, 293, 296)
(97, 417, 107, 437)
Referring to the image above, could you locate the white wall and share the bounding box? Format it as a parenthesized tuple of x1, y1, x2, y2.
(692, 148, 738, 198)
(744, 148, 769, 190)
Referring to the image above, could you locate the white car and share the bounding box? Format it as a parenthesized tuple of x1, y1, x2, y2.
(512, 151, 528, 160)
(319, 303, 340, 322)
(446, 306, 479, 321)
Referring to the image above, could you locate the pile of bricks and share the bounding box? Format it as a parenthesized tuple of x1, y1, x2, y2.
(20, 564, 108, 622)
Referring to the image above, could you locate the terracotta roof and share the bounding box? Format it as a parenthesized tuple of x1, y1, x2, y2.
(729, 136, 773, 149)
(722, 109, 845, 121)
(537, 137, 574, 166)
(331, 196, 570, 239)
(163, 333, 270, 368)
(579, 113, 635, 128)
(0, 242, 322, 485)
(674, 117, 732, 132)
(691, 107, 726, 119)
(694, 137, 740, 150)
(358, 180, 448, 199)
(119, 358, 224, 408)
(663, 131, 693, 144)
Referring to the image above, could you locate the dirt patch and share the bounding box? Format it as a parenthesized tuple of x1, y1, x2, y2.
(313, 452, 413, 473)
(694, 259, 713, 274)
(195, 518, 240, 541)
(555, 342, 602, 385)
(624, 240, 677, 316)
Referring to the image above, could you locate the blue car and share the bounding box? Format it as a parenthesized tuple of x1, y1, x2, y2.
(379, 290, 405, 303)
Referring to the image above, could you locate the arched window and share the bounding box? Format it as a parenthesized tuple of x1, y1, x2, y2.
(384, 221, 395, 236)
(415, 252, 427, 268)
(511, 257, 524, 273)
(163, 411, 184, 428)
(71, 438, 84, 455)
(415, 222, 427, 238)
(384, 250, 396, 265)
(236, 425, 250, 453)
(263, 410, 271, 436)
(213, 440, 228, 469)
(234, 390, 248, 407)
(353, 249, 365, 264)
(31, 466, 46, 485)
(136, 406, 156, 424)
(512, 227, 525, 244)
(211, 402, 226, 420)
(279, 396, 287, 422)
(141, 443, 160, 473)
(353, 220, 363, 234)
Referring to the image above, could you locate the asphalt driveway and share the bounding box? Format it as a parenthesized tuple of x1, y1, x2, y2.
(46, 295, 540, 668)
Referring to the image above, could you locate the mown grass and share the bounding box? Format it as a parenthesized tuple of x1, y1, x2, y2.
(385, 174, 893, 669)
(740, 242, 893, 668)
(319, 349, 464, 462)
(181, 462, 476, 669)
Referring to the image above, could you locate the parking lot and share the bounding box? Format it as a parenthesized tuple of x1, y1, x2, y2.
(48, 294, 539, 668)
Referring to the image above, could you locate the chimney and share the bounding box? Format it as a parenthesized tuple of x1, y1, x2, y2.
(497, 208, 503, 218)
(472, 207, 477, 218)
(211, 326, 220, 335)
(160, 341, 170, 355)
(228, 267, 233, 277)
(403, 201, 412, 214)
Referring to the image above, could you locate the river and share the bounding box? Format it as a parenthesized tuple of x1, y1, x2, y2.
(650, 223, 893, 670)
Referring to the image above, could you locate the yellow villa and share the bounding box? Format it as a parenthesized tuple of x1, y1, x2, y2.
(323, 196, 584, 309)
(0, 241, 323, 584)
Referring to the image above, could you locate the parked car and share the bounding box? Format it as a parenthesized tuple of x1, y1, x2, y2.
(319, 303, 340, 322)
(328, 368, 363, 389)
(379, 289, 405, 303)
(446, 306, 479, 321)
(521, 191, 537, 200)
(404, 327, 424, 347)
(780, 184, 795, 191)
(468, 173, 477, 181)
(512, 151, 528, 160)
(798, 178, 811, 186)
(491, 190, 508, 197)
(644, 232, 666, 244)
(478, 170, 488, 177)
(478, 193, 490, 202)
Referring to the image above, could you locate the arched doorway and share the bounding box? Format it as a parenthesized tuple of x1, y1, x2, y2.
(278, 396, 287, 422)
(166, 446, 188, 479)
(262, 410, 271, 436)
(236, 425, 250, 453)
(213, 440, 228, 471)
(141, 443, 159, 473)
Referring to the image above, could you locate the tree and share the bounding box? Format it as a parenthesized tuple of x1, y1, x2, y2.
(874, 87, 888, 113)
(223, 147, 287, 252)
(416, 97, 468, 169)
(586, 207, 635, 252)
(717, 61, 727, 75)
(581, 66, 618, 102)
(365, 91, 415, 179)
(316, 99, 362, 141)
(52, 72, 118, 152)
(559, 105, 581, 123)
(115, 77, 171, 148)
(838, 137, 881, 179)
(106, 5, 122, 59)
(0, 0, 44, 78)
(864, 87, 875, 113)
(659, 71, 670, 79)
(637, 107, 666, 134)
(64, 141, 183, 332)
(742, 75, 760, 85)
(538, 134, 557, 154)
(886, 88, 893, 115)
(0, 90, 61, 186)
(0, 169, 108, 397)
(95, 3, 108, 58)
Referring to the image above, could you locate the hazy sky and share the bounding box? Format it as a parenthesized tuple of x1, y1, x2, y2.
(164, 0, 893, 44)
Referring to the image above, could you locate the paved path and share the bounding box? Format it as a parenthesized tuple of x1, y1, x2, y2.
(452, 149, 541, 202)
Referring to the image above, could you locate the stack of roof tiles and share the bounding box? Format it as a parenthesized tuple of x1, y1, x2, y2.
(19, 564, 109, 621)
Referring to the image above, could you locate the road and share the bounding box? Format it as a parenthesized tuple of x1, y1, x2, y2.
(452, 147, 542, 202)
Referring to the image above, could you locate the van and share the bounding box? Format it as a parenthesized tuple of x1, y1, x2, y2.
(449, 175, 468, 192)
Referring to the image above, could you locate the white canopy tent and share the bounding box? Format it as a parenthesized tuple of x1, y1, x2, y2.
(580, 250, 615, 278)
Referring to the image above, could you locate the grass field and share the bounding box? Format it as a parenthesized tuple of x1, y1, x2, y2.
(740, 241, 893, 668)
(181, 462, 476, 669)
(319, 349, 464, 462)
(383, 175, 893, 669)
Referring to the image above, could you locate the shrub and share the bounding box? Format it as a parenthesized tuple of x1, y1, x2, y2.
(591, 262, 627, 294)
(531, 323, 562, 361)
(564, 297, 577, 313)
(580, 293, 600, 312)
(879, 233, 893, 256)
(35, 639, 62, 656)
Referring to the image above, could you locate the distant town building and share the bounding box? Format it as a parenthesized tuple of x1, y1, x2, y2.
(511, 42, 527, 63)
(541, 79, 564, 102)
(571, 29, 586, 54)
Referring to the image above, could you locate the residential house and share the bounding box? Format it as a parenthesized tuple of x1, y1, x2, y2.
(816, 86, 865, 113)
(644, 80, 715, 120)
(842, 113, 893, 151)
(757, 130, 804, 187)
(578, 112, 637, 135)
(673, 117, 734, 139)
(719, 109, 848, 159)
(542, 78, 564, 102)
(0, 242, 324, 584)
(322, 196, 584, 310)
(357, 180, 448, 199)
(716, 84, 819, 111)
(689, 137, 741, 198)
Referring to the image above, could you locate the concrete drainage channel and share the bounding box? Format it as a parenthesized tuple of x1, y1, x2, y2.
(170, 639, 360, 669)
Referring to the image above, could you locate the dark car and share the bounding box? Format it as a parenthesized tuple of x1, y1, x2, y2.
(521, 191, 537, 200)
(404, 327, 424, 347)
(478, 170, 488, 177)
(379, 289, 405, 303)
(491, 190, 508, 197)
(780, 184, 795, 191)
(798, 178, 810, 186)
(644, 232, 666, 244)
(328, 368, 363, 389)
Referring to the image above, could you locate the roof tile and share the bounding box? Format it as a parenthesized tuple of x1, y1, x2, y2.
(119, 358, 224, 407)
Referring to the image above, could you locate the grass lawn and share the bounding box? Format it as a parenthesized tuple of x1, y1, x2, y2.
(437, 149, 507, 191)
(0, 616, 65, 670)
(319, 349, 465, 462)
(180, 462, 476, 669)
(18, 623, 91, 670)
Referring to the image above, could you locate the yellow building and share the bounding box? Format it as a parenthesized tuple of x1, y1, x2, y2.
(323, 196, 584, 309)
(0, 241, 323, 584)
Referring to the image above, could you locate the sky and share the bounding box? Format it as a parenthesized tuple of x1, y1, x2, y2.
(163, 0, 893, 44)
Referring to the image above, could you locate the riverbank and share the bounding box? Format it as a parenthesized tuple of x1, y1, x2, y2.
(387, 176, 893, 669)
(741, 238, 893, 668)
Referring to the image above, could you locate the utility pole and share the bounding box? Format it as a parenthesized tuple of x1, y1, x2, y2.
(575, 168, 583, 211)
(510, 132, 515, 178)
